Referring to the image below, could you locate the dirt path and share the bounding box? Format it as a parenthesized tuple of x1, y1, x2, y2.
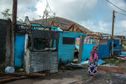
(5, 70, 83, 84)
(4, 68, 126, 84)
(83, 72, 126, 84)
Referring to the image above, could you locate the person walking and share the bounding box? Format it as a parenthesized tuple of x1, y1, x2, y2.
(88, 46, 98, 77)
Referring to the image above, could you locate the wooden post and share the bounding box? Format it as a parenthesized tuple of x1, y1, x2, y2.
(10, 0, 17, 66)
(111, 10, 115, 56)
(78, 35, 85, 63)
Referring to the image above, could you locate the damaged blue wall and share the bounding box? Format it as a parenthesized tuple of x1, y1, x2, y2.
(82, 44, 95, 61)
(14, 34, 25, 67)
(98, 44, 110, 59)
(58, 31, 83, 64)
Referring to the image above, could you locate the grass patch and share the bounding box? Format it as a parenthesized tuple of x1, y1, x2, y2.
(104, 57, 126, 65)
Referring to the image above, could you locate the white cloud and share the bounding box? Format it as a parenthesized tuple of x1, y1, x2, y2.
(35, 0, 47, 18)
(49, 0, 98, 21)
(80, 20, 111, 34)
(17, 0, 38, 20)
(0, 0, 126, 35)
(0, 0, 38, 20)
(0, 0, 12, 19)
(112, 20, 126, 35)
(106, 0, 126, 35)
(0, 0, 98, 21)
(121, 20, 126, 28)
(80, 19, 126, 36)
(33, 0, 98, 22)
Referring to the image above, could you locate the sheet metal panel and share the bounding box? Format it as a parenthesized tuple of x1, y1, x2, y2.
(30, 52, 50, 72)
(50, 52, 58, 73)
(29, 51, 58, 73)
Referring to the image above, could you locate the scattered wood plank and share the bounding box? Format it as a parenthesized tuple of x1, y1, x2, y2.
(0, 76, 26, 83)
(0, 72, 48, 83)
(1, 72, 47, 77)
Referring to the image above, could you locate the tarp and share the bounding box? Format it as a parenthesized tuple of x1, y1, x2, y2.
(120, 51, 126, 57)
(80, 59, 105, 65)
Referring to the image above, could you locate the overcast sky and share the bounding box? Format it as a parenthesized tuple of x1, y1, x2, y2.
(0, 0, 126, 35)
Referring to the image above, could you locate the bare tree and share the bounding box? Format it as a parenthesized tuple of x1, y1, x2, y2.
(1, 9, 12, 19)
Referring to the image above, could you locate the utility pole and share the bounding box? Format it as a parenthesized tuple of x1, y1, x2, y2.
(111, 10, 115, 56)
(10, 0, 17, 66)
(112, 10, 115, 39)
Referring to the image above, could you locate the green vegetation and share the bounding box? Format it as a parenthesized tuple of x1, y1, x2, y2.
(104, 57, 126, 65)
(1, 9, 12, 19)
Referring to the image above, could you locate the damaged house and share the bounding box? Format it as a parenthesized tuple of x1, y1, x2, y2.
(15, 21, 86, 73)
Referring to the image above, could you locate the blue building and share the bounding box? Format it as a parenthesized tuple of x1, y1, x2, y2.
(58, 31, 84, 64)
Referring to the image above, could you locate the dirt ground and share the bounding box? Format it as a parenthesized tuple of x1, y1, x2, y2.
(4, 66, 126, 84)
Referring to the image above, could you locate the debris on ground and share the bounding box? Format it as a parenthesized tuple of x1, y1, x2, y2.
(0, 72, 48, 83)
(117, 56, 126, 60)
(1, 57, 126, 84)
(4, 62, 126, 84)
(0, 75, 26, 83)
(65, 63, 83, 69)
(5, 66, 15, 74)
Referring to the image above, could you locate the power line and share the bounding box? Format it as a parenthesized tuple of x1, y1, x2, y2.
(105, 0, 126, 13)
(46, 0, 54, 14)
(115, 11, 126, 17)
(43, 0, 55, 19)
